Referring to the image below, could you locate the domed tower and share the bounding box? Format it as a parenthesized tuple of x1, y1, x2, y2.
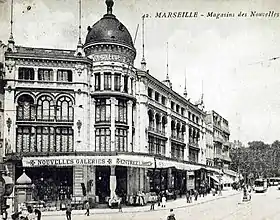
(84, 0, 136, 156)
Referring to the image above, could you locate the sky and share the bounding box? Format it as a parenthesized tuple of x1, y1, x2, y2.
(0, 0, 280, 145)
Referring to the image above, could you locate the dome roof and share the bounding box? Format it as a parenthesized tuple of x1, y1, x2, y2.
(16, 170, 32, 185)
(84, 0, 135, 50)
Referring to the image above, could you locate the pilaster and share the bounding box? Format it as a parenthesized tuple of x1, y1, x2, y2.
(110, 97, 116, 152)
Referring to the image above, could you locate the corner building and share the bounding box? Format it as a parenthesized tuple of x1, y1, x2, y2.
(2, 1, 221, 207)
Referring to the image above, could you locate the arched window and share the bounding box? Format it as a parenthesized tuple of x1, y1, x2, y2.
(56, 96, 74, 122)
(37, 95, 55, 121)
(17, 94, 35, 121)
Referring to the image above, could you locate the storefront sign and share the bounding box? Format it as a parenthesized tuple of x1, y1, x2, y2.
(155, 159, 201, 171)
(22, 155, 154, 169)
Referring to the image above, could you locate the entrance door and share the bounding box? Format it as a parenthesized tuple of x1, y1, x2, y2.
(96, 166, 110, 203)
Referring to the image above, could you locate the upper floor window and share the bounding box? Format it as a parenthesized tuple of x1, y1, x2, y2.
(18, 67, 34, 80)
(124, 75, 128, 93)
(57, 69, 73, 82)
(0, 101, 2, 109)
(131, 78, 134, 94)
(148, 88, 153, 98)
(115, 99, 127, 123)
(95, 73, 100, 90)
(16, 94, 35, 121)
(181, 108, 185, 116)
(155, 92, 159, 102)
(104, 72, 112, 90)
(37, 95, 55, 121)
(115, 128, 128, 152)
(38, 68, 54, 81)
(95, 98, 111, 123)
(114, 73, 121, 91)
(171, 101, 175, 110)
(161, 96, 166, 105)
(176, 104, 180, 113)
(95, 128, 111, 152)
(56, 96, 74, 122)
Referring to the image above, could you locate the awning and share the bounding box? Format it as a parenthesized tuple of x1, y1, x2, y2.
(155, 159, 201, 171)
(204, 167, 223, 174)
(210, 175, 219, 183)
(221, 175, 234, 184)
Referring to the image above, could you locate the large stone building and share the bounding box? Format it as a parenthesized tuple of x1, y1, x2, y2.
(0, 0, 232, 209)
(205, 111, 231, 169)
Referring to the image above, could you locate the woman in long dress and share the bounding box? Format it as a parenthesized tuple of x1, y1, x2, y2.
(161, 195, 166, 208)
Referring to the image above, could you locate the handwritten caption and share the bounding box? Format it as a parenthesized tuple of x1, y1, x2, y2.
(143, 11, 280, 19)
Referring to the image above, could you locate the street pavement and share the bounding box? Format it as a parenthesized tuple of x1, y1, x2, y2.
(39, 187, 280, 219)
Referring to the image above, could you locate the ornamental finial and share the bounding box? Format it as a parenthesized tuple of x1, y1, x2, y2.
(105, 0, 114, 14)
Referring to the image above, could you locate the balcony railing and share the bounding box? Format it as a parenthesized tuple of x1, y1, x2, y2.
(171, 134, 184, 142)
(188, 139, 199, 149)
(214, 136, 224, 143)
(214, 154, 231, 162)
(148, 126, 166, 136)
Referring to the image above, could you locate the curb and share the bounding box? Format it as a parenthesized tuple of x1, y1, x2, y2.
(42, 191, 241, 217)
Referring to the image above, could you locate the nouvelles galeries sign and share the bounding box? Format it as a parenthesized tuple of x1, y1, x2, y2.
(22, 155, 155, 169)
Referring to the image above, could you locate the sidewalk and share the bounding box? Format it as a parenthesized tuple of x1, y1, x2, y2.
(42, 190, 241, 216)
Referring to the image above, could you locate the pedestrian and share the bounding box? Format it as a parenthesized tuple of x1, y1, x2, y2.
(167, 209, 176, 220)
(66, 204, 72, 220)
(194, 190, 198, 201)
(186, 191, 190, 203)
(118, 198, 123, 212)
(26, 206, 36, 220)
(150, 196, 155, 210)
(157, 193, 161, 207)
(34, 209, 41, 220)
(161, 195, 166, 208)
(84, 201, 90, 216)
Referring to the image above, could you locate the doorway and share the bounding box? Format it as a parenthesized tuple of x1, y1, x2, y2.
(96, 166, 110, 203)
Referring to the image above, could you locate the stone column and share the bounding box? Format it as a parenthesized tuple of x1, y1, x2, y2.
(111, 72, 115, 91)
(91, 98, 96, 151)
(34, 67, 38, 81)
(166, 111, 172, 157)
(127, 100, 133, 152)
(110, 166, 117, 198)
(110, 97, 116, 152)
(167, 168, 172, 189)
(121, 75, 125, 92)
(100, 72, 104, 90)
(88, 166, 96, 201)
(53, 68, 58, 81)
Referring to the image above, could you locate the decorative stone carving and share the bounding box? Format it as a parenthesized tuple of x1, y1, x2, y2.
(5, 60, 15, 73)
(75, 64, 85, 76)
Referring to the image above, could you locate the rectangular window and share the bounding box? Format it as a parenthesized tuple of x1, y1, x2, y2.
(176, 105, 180, 113)
(95, 73, 101, 90)
(18, 67, 34, 80)
(95, 128, 111, 152)
(114, 73, 121, 91)
(131, 78, 133, 94)
(104, 72, 112, 90)
(124, 76, 128, 93)
(181, 108, 185, 116)
(38, 68, 54, 81)
(115, 128, 128, 152)
(57, 69, 73, 82)
(161, 96, 166, 105)
(171, 101, 174, 110)
(148, 136, 155, 154)
(148, 88, 153, 98)
(155, 92, 159, 102)
(115, 99, 127, 124)
(95, 99, 111, 123)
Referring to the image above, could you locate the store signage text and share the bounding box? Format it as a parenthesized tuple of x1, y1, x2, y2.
(23, 155, 154, 169)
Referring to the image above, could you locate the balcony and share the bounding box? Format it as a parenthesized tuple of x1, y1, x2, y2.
(214, 154, 231, 162)
(188, 139, 200, 150)
(214, 136, 224, 143)
(147, 126, 166, 136)
(171, 133, 184, 143)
